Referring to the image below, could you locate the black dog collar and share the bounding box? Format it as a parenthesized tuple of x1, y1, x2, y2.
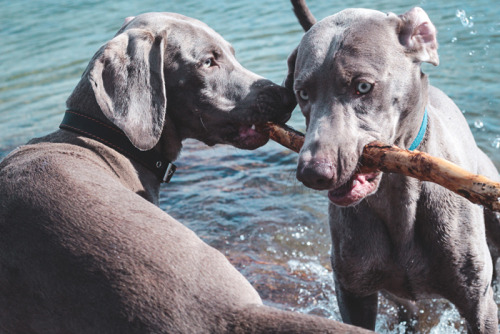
(60, 110, 176, 183)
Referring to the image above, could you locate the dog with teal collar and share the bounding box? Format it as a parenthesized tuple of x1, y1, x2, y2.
(287, 2, 500, 333)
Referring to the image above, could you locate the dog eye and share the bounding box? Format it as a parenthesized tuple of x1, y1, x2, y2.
(203, 58, 214, 68)
(356, 82, 373, 95)
(297, 90, 309, 101)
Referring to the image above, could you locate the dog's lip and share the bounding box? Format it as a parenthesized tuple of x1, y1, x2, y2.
(231, 123, 269, 149)
(328, 171, 381, 207)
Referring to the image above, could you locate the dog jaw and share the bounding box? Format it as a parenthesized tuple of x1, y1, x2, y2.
(328, 171, 382, 207)
(232, 123, 270, 150)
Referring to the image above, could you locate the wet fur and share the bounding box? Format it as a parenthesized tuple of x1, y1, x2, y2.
(288, 2, 500, 333)
(0, 12, 370, 334)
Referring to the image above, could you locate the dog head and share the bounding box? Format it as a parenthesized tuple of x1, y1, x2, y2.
(287, 7, 438, 206)
(70, 12, 295, 157)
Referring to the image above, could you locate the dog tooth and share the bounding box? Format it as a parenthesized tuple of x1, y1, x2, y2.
(251, 124, 256, 130)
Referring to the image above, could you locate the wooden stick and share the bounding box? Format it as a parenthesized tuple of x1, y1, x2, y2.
(259, 122, 500, 212)
(258, 122, 305, 154)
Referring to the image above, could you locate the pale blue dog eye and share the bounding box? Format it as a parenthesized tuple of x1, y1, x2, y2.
(357, 82, 372, 94)
(298, 90, 309, 100)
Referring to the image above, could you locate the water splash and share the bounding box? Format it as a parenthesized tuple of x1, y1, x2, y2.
(287, 258, 341, 319)
(456, 9, 474, 28)
(429, 307, 465, 334)
(474, 120, 484, 129)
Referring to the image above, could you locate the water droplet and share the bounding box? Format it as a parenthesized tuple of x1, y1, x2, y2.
(484, 44, 490, 55)
(492, 137, 500, 149)
(456, 9, 474, 28)
(451, 37, 458, 43)
(474, 120, 484, 129)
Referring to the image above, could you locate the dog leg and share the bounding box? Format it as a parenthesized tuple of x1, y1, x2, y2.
(485, 208, 500, 280)
(451, 285, 498, 334)
(381, 292, 418, 332)
(334, 278, 378, 330)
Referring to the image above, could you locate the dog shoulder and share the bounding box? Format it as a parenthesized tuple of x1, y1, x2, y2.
(427, 85, 462, 118)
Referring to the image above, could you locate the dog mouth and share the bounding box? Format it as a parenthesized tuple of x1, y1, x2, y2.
(327, 171, 382, 207)
(231, 123, 269, 150)
(229, 106, 292, 150)
(210, 104, 292, 150)
(223, 96, 293, 150)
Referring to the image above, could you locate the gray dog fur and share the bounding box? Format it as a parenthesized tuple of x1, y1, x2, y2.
(0, 12, 372, 334)
(287, 6, 500, 334)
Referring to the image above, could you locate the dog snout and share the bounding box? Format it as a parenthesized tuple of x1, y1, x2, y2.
(257, 84, 296, 123)
(297, 159, 335, 190)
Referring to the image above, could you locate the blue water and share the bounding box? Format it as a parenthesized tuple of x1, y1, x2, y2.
(1, 0, 499, 332)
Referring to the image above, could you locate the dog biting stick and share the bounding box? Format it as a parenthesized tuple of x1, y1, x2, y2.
(258, 122, 500, 212)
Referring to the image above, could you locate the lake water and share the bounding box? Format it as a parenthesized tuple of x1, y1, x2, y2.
(1, 0, 499, 332)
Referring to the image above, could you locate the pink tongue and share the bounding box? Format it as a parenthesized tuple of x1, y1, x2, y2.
(239, 125, 256, 138)
(328, 172, 379, 206)
(351, 173, 378, 193)
(354, 173, 370, 185)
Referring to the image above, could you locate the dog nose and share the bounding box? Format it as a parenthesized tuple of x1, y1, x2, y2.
(279, 86, 297, 117)
(258, 84, 296, 123)
(297, 159, 335, 190)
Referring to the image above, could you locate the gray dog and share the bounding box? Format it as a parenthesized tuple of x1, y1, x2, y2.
(286, 2, 500, 333)
(0, 12, 372, 334)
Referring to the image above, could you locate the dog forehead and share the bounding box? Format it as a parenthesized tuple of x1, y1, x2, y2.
(116, 12, 235, 60)
(121, 12, 227, 44)
(295, 8, 399, 79)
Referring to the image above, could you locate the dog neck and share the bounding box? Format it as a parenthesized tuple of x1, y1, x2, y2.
(60, 110, 177, 184)
(395, 73, 430, 151)
(65, 79, 185, 186)
(407, 107, 428, 151)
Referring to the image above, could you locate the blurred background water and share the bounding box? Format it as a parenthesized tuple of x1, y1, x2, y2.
(1, 0, 499, 332)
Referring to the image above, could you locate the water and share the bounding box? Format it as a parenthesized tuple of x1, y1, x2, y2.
(1, 0, 499, 332)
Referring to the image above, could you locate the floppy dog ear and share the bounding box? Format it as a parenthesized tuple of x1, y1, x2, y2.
(284, 48, 298, 91)
(89, 29, 167, 151)
(398, 7, 439, 66)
